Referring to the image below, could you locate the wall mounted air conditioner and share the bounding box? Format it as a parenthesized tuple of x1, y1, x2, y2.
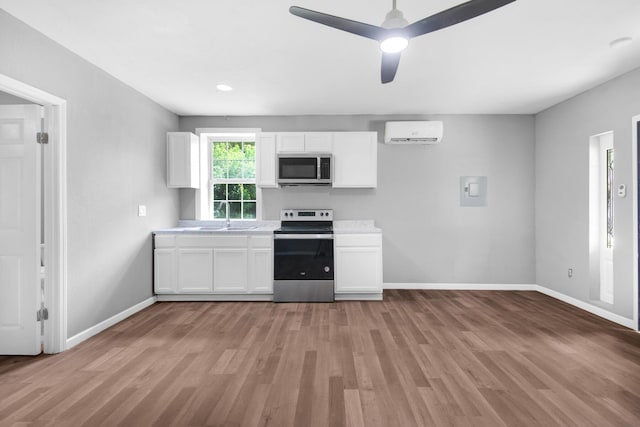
(384, 121, 443, 144)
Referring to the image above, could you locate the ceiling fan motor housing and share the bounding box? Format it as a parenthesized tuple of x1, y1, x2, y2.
(381, 8, 409, 29)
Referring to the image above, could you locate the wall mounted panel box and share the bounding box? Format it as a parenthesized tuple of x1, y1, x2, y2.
(167, 132, 200, 188)
(384, 121, 443, 144)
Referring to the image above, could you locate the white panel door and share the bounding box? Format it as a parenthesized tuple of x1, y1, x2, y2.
(0, 105, 41, 355)
(154, 249, 177, 293)
(332, 132, 377, 188)
(248, 248, 273, 293)
(213, 248, 248, 292)
(178, 248, 214, 293)
(256, 133, 277, 188)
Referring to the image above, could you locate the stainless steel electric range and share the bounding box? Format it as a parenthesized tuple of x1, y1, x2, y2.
(273, 209, 334, 302)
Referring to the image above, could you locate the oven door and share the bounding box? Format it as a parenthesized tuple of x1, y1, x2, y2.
(273, 234, 334, 302)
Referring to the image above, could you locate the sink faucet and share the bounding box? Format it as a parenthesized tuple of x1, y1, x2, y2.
(225, 201, 231, 227)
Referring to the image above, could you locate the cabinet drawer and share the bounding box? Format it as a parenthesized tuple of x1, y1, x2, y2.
(250, 235, 273, 248)
(154, 234, 176, 248)
(335, 233, 381, 247)
(211, 235, 249, 248)
(176, 235, 217, 247)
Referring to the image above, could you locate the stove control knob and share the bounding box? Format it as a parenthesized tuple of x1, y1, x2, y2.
(324, 266, 331, 273)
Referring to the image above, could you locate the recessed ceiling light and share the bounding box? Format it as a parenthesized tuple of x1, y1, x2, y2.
(609, 37, 632, 49)
(216, 84, 233, 91)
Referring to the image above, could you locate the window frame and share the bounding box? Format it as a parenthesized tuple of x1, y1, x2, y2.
(195, 129, 262, 221)
(210, 138, 257, 220)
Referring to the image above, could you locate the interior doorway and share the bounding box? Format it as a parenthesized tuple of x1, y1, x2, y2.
(635, 115, 640, 331)
(589, 131, 615, 305)
(0, 74, 68, 354)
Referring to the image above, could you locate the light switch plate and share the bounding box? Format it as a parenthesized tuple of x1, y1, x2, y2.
(138, 205, 147, 217)
(460, 176, 488, 207)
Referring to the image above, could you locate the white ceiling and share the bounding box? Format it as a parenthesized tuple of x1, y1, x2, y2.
(2, 0, 640, 116)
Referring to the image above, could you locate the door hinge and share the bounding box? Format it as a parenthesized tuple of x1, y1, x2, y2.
(37, 307, 49, 322)
(37, 132, 49, 144)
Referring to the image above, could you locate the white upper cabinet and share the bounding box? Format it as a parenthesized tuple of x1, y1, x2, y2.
(256, 131, 377, 188)
(256, 133, 277, 188)
(304, 132, 333, 152)
(276, 132, 333, 153)
(167, 132, 200, 188)
(332, 132, 377, 188)
(276, 133, 305, 152)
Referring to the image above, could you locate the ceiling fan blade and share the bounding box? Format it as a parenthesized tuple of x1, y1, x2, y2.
(381, 52, 402, 84)
(290, 6, 386, 41)
(405, 0, 517, 38)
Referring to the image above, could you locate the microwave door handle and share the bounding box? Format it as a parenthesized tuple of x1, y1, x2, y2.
(317, 156, 321, 179)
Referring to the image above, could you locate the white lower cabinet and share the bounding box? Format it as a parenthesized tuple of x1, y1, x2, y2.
(213, 247, 248, 293)
(335, 233, 383, 298)
(154, 248, 177, 293)
(248, 236, 274, 293)
(178, 248, 213, 293)
(153, 233, 273, 297)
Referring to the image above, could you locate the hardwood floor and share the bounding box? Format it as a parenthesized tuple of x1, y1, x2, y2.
(1, 290, 639, 426)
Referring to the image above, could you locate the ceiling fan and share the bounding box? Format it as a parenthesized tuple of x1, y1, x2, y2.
(290, 0, 517, 83)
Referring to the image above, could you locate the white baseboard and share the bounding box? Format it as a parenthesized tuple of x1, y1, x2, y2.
(384, 283, 537, 291)
(66, 296, 157, 349)
(535, 285, 636, 329)
(384, 282, 636, 330)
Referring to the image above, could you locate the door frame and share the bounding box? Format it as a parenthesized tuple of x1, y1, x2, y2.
(0, 74, 68, 353)
(633, 114, 640, 331)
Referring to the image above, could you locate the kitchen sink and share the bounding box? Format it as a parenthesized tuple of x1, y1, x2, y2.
(197, 226, 226, 230)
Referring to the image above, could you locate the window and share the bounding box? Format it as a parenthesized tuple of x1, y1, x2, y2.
(211, 138, 256, 220)
(606, 147, 614, 249)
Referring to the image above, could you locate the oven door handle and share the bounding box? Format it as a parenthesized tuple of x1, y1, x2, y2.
(274, 234, 334, 240)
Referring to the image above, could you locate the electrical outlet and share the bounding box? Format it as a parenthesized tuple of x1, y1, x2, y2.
(568, 268, 573, 278)
(138, 205, 147, 217)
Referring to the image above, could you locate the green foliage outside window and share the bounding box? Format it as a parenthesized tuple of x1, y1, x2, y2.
(212, 140, 256, 220)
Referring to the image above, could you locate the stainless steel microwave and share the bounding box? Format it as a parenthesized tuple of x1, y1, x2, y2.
(277, 153, 332, 186)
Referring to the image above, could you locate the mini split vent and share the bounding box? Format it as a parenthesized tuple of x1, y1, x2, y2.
(384, 121, 443, 144)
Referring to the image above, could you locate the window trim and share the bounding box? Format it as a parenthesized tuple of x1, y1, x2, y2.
(195, 128, 262, 221)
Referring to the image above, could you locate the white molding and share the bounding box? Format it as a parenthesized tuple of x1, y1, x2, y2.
(535, 286, 635, 329)
(66, 297, 157, 349)
(335, 292, 383, 301)
(0, 74, 69, 353)
(156, 294, 272, 302)
(632, 114, 639, 331)
(384, 283, 635, 330)
(384, 283, 537, 291)
(195, 127, 262, 135)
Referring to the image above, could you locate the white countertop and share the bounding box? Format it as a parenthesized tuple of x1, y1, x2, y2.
(153, 219, 381, 235)
(333, 220, 381, 234)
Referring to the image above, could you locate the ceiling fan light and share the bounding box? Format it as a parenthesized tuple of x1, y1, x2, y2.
(380, 36, 408, 53)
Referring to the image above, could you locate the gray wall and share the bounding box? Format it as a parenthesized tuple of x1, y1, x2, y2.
(180, 115, 536, 284)
(536, 67, 640, 320)
(0, 10, 180, 337)
(0, 90, 37, 104)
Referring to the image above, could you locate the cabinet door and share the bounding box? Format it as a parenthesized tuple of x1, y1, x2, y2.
(154, 249, 177, 293)
(214, 248, 248, 292)
(177, 248, 213, 293)
(335, 246, 382, 293)
(256, 133, 277, 188)
(248, 248, 273, 293)
(305, 132, 333, 152)
(167, 132, 199, 188)
(332, 132, 377, 188)
(276, 133, 305, 153)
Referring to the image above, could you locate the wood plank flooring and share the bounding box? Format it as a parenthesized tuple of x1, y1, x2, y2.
(1, 290, 639, 426)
